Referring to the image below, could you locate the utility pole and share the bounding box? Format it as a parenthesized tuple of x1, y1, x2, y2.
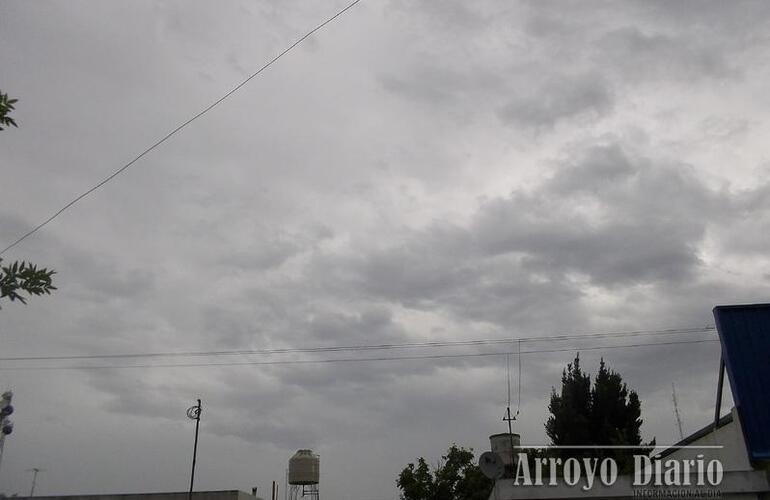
(186, 399, 202, 500)
(672, 383, 684, 441)
(501, 352, 520, 476)
(27, 467, 45, 496)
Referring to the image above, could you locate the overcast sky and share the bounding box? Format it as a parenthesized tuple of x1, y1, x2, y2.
(1, 1, 769, 498)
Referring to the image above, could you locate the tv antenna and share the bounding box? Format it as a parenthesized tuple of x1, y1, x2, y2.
(502, 342, 521, 425)
(672, 383, 685, 441)
(27, 467, 45, 496)
(501, 342, 521, 468)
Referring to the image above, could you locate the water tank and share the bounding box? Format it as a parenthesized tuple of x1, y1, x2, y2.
(288, 449, 319, 485)
(489, 433, 520, 466)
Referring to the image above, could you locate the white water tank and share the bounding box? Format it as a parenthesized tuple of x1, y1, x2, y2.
(288, 449, 319, 485)
(489, 433, 520, 466)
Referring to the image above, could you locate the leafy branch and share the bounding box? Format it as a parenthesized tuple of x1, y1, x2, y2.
(0, 91, 19, 130)
(0, 90, 58, 309)
(0, 258, 57, 308)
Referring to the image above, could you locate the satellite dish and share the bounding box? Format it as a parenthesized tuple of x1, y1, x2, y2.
(479, 451, 504, 479)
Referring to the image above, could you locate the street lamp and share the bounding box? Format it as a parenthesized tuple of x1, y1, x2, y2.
(0, 391, 14, 477)
(186, 399, 202, 500)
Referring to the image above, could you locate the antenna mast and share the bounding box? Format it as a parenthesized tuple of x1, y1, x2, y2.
(672, 383, 684, 441)
(27, 467, 45, 496)
(501, 343, 522, 471)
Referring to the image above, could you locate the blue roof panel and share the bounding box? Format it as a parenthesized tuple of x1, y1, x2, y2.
(713, 303, 770, 461)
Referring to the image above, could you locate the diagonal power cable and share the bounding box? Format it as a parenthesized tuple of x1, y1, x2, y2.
(0, 0, 364, 256)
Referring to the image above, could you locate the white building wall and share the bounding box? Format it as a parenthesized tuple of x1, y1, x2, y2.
(664, 408, 752, 472)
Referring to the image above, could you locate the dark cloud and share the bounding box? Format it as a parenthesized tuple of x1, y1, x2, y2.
(379, 65, 503, 107)
(304, 306, 405, 343)
(596, 27, 738, 81)
(631, 0, 770, 38)
(386, 0, 490, 33)
(224, 240, 301, 271)
(472, 145, 714, 286)
(307, 142, 745, 319)
(497, 73, 614, 128)
(218, 224, 334, 271)
(1, 1, 769, 498)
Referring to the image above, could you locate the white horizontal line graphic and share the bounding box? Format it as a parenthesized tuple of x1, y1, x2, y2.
(515, 445, 723, 449)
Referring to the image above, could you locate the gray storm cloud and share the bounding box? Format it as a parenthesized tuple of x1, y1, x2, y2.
(1, 1, 769, 498)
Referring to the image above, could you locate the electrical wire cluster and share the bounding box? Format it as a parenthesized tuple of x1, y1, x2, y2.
(0, 326, 717, 371)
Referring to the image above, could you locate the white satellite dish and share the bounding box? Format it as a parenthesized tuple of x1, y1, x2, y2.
(479, 451, 504, 479)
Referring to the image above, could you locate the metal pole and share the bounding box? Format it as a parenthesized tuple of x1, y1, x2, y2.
(672, 383, 684, 440)
(714, 358, 725, 429)
(502, 406, 517, 477)
(0, 390, 13, 480)
(28, 467, 42, 496)
(0, 436, 5, 479)
(502, 353, 517, 477)
(188, 399, 202, 500)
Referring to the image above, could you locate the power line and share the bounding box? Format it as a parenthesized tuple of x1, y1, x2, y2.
(0, 326, 715, 362)
(0, 338, 719, 371)
(0, 0, 365, 256)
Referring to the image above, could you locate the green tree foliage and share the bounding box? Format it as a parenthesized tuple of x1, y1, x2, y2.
(0, 91, 18, 130)
(0, 259, 56, 308)
(397, 445, 493, 500)
(545, 354, 592, 449)
(545, 354, 654, 471)
(0, 91, 57, 308)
